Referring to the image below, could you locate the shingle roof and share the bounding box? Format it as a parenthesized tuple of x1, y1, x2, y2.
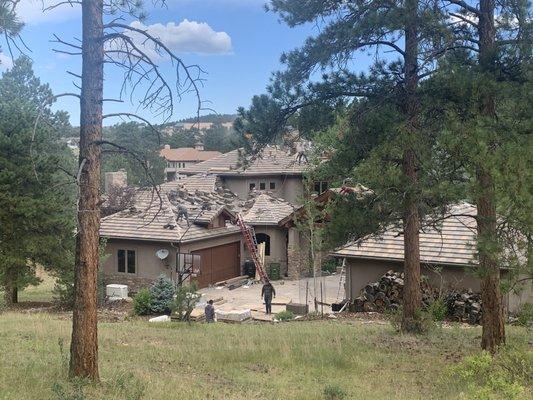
(160, 174, 218, 193)
(241, 193, 295, 225)
(100, 190, 240, 243)
(160, 147, 221, 162)
(181, 146, 309, 176)
(333, 203, 478, 266)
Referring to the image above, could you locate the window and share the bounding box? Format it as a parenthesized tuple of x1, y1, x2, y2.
(259, 182, 266, 190)
(249, 183, 256, 191)
(269, 182, 276, 190)
(313, 181, 329, 194)
(117, 249, 136, 274)
(255, 233, 271, 256)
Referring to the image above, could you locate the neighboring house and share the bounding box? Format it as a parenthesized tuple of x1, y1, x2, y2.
(160, 143, 221, 181)
(332, 203, 532, 313)
(180, 146, 310, 205)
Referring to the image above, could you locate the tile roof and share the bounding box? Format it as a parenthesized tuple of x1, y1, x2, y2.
(241, 193, 295, 225)
(160, 147, 221, 162)
(181, 146, 310, 176)
(160, 174, 218, 193)
(333, 203, 479, 266)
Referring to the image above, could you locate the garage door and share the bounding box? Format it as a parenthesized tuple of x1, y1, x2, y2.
(193, 242, 240, 288)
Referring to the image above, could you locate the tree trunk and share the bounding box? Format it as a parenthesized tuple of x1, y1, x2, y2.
(477, 0, 505, 353)
(3, 265, 18, 306)
(69, 0, 104, 380)
(401, 0, 422, 331)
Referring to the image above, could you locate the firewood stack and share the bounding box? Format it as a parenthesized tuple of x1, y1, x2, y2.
(444, 289, 482, 324)
(352, 270, 438, 313)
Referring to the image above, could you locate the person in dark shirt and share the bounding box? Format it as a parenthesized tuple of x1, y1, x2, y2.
(204, 299, 215, 323)
(261, 282, 276, 314)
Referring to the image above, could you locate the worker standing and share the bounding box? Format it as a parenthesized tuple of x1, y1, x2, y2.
(204, 299, 215, 323)
(261, 282, 276, 315)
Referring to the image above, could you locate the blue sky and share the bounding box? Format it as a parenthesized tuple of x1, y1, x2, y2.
(2, 1, 374, 126)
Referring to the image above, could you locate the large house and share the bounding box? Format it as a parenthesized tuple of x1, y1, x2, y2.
(160, 143, 221, 181)
(100, 145, 313, 290)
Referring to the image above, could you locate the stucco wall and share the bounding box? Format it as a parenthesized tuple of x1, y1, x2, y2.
(102, 233, 243, 292)
(244, 226, 288, 276)
(221, 175, 304, 204)
(343, 257, 530, 313)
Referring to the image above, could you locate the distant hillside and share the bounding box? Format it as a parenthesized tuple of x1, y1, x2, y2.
(178, 113, 237, 124)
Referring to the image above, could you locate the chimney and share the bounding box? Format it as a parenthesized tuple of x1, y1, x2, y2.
(194, 141, 204, 151)
(104, 170, 127, 193)
(164, 144, 170, 150)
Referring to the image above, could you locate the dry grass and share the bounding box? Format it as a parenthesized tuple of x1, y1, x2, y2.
(0, 311, 531, 400)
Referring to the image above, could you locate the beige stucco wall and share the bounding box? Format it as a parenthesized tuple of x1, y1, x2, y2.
(221, 175, 304, 204)
(244, 226, 288, 276)
(343, 257, 530, 313)
(102, 233, 243, 292)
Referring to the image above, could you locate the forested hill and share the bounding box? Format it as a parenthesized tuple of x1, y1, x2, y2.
(178, 113, 237, 124)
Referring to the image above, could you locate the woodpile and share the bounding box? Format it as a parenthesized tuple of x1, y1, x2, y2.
(352, 270, 438, 313)
(444, 289, 482, 324)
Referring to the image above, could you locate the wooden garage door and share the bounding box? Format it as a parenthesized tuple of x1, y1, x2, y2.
(193, 242, 240, 288)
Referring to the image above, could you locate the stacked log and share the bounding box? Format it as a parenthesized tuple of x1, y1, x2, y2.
(444, 289, 482, 324)
(352, 270, 438, 313)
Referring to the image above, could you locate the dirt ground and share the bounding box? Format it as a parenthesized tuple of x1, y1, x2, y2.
(198, 274, 344, 320)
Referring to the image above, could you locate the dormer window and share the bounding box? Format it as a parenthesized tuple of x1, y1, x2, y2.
(249, 183, 256, 191)
(269, 182, 276, 190)
(260, 182, 266, 190)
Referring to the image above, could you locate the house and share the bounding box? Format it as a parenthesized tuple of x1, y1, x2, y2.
(180, 146, 310, 204)
(99, 170, 299, 290)
(332, 203, 532, 313)
(160, 143, 221, 181)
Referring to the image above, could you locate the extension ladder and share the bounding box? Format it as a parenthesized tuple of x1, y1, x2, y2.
(336, 258, 347, 300)
(236, 214, 270, 283)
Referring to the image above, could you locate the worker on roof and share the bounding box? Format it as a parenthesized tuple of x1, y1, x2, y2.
(261, 282, 276, 315)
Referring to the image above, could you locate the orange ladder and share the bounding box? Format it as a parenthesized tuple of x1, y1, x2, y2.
(236, 214, 270, 283)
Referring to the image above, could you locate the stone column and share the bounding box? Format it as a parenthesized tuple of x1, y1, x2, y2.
(287, 227, 301, 279)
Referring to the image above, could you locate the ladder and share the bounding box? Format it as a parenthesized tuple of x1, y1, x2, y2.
(336, 258, 347, 300)
(236, 214, 270, 283)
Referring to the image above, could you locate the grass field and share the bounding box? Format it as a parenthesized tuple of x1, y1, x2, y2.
(0, 311, 531, 400)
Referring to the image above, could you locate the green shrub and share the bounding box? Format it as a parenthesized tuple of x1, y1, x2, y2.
(427, 298, 447, 322)
(323, 383, 346, 400)
(0, 295, 6, 313)
(321, 259, 340, 274)
(516, 303, 533, 326)
(444, 347, 531, 400)
(274, 310, 295, 321)
(133, 289, 153, 316)
(171, 282, 201, 322)
(387, 306, 436, 334)
(149, 275, 175, 314)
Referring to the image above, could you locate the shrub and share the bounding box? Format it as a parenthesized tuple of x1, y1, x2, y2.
(323, 384, 346, 400)
(133, 289, 153, 316)
(149, 275, 175, 314)
(274, 310, 294, 321)
(171, 282, 201, 322)
(0, 295, 6, 313)
(444, 347, 531, 400)
(321, 259, 340, 274)
(387, 306, 436, 334)
(427, 298, 447, 322)
(516, 303, 533, 326)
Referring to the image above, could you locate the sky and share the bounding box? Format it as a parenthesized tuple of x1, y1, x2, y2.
(0, 1, 371, 126)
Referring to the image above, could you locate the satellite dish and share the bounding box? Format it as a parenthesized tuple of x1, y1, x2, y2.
(156, 249, 169, 260)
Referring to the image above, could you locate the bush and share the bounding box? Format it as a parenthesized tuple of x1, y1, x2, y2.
(171, 282, 201, 321)
(0, 295, 6, 313)
(323, 384, 346, 400)
(149, 275, 175, 314)
(321, 259, 340, 274)
(427, 298, 447, 322)
(133, 289, 153, 316)
(516, 303, 533, 326)
(274, 310, 295, 321)
(387, 306, 436, 334)
(444, 347, 532, 400)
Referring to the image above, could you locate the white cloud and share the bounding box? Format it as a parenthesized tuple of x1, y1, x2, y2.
(16, 0, 80, 25)
(124, 20, 232, 59)
(0, 53, 14, 70)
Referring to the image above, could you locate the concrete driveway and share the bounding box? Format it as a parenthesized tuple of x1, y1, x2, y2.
(198, 274, 344, 319)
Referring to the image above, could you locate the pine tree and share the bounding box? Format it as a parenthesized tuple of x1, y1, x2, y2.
(0, 57, 75, 305)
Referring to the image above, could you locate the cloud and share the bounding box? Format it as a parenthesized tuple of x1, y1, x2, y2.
(16, 0, 80, 25)
(0, 53, 14, 70)
(125, 20, 232, 58)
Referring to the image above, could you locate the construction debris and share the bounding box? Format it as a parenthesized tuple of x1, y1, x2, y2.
(216, 309, 252, 323)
